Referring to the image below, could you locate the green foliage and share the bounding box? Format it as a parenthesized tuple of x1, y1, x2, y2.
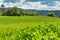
(1, 6, 20, 16)
(0, 24, 60, 40)
(47, 12, 56, 17)
(11, 6, 20, 16)
(1, 6, 39, 16)
(20, 11, 39, 16)
(0, 16, 59, 40)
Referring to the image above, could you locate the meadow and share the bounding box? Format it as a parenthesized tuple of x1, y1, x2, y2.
(0, 16, 60, 40)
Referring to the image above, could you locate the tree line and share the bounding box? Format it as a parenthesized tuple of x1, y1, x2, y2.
(1, 6, 39, 16)
(0, 4, 56, 17)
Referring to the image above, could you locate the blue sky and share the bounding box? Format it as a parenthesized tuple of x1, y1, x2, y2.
(0, 0, 60, 10)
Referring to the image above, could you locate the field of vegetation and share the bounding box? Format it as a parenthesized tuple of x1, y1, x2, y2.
(0, 16, 60, 40)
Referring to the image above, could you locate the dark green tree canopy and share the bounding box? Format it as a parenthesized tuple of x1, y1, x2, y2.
(1, 6, 39, 16)
(1, 4, 5, 7)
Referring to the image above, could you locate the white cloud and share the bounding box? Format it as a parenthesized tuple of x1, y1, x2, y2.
(4, 1, 47, 10)
(0, 0, 60, 10)
(46, 1, 60, 10)
(19, 0, 26, 3)
(0, 0, 4, 6)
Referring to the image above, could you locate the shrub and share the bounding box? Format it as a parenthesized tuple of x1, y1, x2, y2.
(47, 12, 56, 17)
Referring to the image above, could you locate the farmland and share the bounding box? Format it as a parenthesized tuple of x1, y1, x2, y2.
(0, 16, 60, 40)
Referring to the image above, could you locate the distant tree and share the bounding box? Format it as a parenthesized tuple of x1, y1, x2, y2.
(1, 4, 5, 7)
(1, 6, 21, 16)
(2, 9, 7, 16)
(1, 4, 5, 11)
(1, 6, 40, 16)
(11, 6, 20, 16)
(47, 12, 56, 17)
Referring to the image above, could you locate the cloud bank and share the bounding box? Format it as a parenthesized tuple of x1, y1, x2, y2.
(0, 0, 60, 10)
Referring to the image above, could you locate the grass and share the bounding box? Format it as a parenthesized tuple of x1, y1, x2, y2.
(0, 16, 59, 29)
(0, 16, 59, 32)
(0, 16, 60, 23)
(0, 16, 60, 40)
